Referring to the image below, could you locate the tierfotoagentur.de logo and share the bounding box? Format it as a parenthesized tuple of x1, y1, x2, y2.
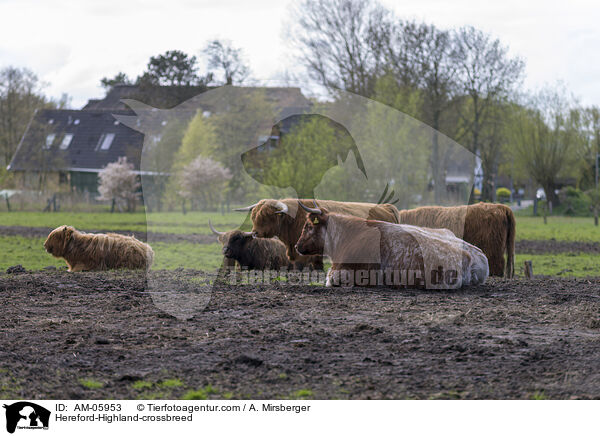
(3, 402, 50, 434)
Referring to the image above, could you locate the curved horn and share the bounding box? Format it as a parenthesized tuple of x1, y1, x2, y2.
(234, 202, 259, 212)
(297, 200, 322, 215)
(274, 200, 289, 214)
(208, 220, 225, 236)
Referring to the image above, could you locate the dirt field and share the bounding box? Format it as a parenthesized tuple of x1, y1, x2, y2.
(1, 269, 599, 400)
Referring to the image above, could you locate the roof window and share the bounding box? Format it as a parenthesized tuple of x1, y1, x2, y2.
(44, 133, 55, 149)
(59, 133, 73, 150)
(97, 133, 115, 151)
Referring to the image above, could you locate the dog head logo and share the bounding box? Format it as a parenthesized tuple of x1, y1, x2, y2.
(3, 402, 50, 434)
(116, 85, 477, 318)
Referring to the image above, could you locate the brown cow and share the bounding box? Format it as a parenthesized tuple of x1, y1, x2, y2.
(237, 198, 399, 270)
(396, 202, 515, 278)
(44, 225, 154, 271)
(295, 201, 489, 289)
(209, 221, 290, 270)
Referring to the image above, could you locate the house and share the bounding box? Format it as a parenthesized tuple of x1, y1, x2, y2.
(8, 85, 312, 194)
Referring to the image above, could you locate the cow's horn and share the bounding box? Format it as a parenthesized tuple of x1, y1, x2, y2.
(234, 202, 259, 212)
(297, 200, 322, 215)
(208, 220, 225, 236)
(274, 201, 289, 214)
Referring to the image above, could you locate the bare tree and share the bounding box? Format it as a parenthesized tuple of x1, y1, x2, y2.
(288, 0, 389, 97)
(412, 24, 460, 203)
(0, 67, 49, 166)
(453, 26, 525, 201)
(203, 40, 250, 85)
(98, 157, 141, 212)
(509, 86, 583, 207)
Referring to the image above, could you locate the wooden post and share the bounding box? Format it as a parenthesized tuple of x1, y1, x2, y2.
(4, 194, 10, 212)
(524, 260, 533, 279)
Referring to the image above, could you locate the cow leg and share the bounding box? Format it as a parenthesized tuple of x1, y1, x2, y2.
(486, 251, 505, 277)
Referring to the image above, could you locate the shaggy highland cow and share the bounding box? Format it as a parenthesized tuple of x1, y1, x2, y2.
(295, 201, 489, 289)
(44, 225, 154, 271)
(396, 202, 515, 278)
(237, 198, 399, 270)
(209, 221, 290, 270)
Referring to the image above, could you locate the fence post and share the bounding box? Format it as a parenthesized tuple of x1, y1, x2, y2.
(524, 260, 533, 279)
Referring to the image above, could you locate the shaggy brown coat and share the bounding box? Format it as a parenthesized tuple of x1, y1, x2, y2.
(44, 225, 154, 271)
(215, 230, 290, 270)
(396, 202, 515, 277)
(295, 207, 489, 289)
(250, 199, 399, 269)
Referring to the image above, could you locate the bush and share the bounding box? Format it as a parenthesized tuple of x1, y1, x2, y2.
(496, 187, 511, 202)
(557, 187, 591, 216)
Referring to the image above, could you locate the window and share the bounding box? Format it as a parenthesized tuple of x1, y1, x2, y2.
(59, 133, 73, 150)
(44, 134, 55, 149)
(97, 133, 115, 151)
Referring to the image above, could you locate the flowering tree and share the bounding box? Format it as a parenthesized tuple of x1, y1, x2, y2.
(179, 156, 231, 211)
(98, 156, 140, 212)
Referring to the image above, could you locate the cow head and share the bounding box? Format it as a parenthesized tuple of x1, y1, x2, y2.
(235, 199, 289, 238)
(209, 221, 253, 260)
(295, 201, 329, 256)
(44, 225, 75, 257)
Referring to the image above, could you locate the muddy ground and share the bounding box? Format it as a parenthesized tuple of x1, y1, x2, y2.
(0, 269, 599, 399)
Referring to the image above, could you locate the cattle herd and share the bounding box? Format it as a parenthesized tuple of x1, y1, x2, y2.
(44, 198, 515, 290)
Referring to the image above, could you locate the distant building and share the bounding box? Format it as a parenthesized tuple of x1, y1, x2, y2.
(8, 85, 311, 193)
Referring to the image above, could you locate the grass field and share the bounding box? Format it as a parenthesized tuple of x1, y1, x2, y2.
(0, 211, 598, 276)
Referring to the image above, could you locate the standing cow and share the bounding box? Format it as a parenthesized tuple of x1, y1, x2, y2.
(295, 201, 489, 289)
(396, 202, 515, 278)
(236, 198, 399, 270)
(209, 221, 290, 270)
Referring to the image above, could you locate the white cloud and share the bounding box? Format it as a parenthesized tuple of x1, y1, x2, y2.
(0, 0, 599, 107)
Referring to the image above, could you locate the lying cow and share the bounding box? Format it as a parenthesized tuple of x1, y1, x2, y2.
(209, 221, 290, 270)
(44, 225, 154, 271)
(396, 202, 515, 278)
(295, 201, 489, 289)
(237, 198, 399, 270)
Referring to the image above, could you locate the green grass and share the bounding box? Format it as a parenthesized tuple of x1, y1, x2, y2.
(1, 211, 600, 276)
(0, 211, 251, 235)
(0, 235, 224, 271)
(152, 242, 223, 270)
(290, 389, 313, 399)
(79, 378, 104, 389)
(159, 378, 184, 388)
(516, 216, 600, 242)
(515, 253, 599, 277)
(132, 380, 153, 390)
(182, 385, 218, 400)
(0, 236, 65, 270)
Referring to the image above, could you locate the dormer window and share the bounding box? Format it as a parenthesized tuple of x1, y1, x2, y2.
(44, 133, 56, 149)
(59, 133, 73, 150)
(97, 133, 115, 151)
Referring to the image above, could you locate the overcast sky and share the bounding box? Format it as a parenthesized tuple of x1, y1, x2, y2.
(0, 0, 598, 108)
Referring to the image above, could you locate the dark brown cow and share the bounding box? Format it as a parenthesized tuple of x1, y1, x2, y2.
(237, 198, 399, 270)
(396, 202, 515, 278)
(295, 202, 489, 289)
(209, 221, 290, 270)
